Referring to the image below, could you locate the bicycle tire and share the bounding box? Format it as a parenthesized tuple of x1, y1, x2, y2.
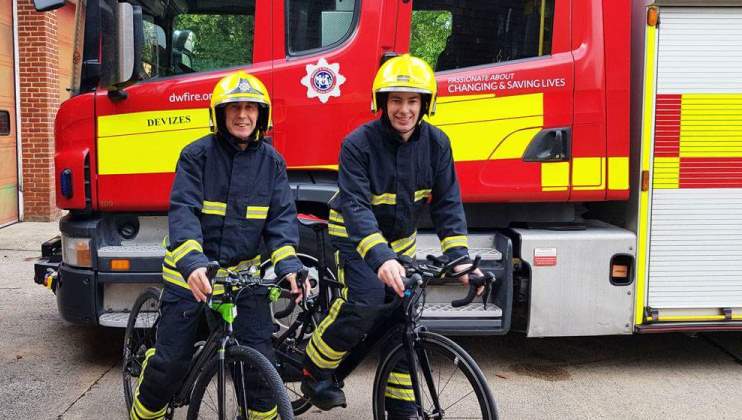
(187, 345, 294, 420)
(372, 331, 498, 420)
(266, 252, 339, 415)
(122, 288, 161, 411)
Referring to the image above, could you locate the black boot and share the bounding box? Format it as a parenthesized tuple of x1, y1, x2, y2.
(300, 373, 347, 411)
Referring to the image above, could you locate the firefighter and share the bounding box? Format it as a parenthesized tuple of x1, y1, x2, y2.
(301, 54, 483, 418)
(130, 70, 308, 420)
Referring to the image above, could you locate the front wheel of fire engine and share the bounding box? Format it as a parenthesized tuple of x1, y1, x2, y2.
(186, 345, 294, 420)
(122, 288, 162, 411)
(372, 331, 498, 420)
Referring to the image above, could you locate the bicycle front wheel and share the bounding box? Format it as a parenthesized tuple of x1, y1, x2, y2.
(122, 288, 161, 411)
(373, 331, 498, 420)
(187, 345, 294, 420)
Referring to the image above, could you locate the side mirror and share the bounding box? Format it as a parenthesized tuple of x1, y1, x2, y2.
(100, 1, 143, 93)
(172, 30, 195, 73)
(33, 0, 65, 12)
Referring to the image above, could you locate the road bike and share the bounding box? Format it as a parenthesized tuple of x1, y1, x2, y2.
(122, 262, 297, 419)
(272, 217, 499, 419)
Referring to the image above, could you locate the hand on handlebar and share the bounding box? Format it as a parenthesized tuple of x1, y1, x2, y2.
(188, 267, 213, 302)
(285, 271, 312, 304)
(378, 259, 406, 297)
(453, 263, 485, 296)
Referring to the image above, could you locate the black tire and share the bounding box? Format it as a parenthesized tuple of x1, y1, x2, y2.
(265, 252, 340, 415)
(122, 288, 161, 412)
(372, 331, 498, 420)
(187, 345, 294, 420)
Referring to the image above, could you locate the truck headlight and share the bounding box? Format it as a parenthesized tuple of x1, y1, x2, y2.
(61, 236, 92, 268)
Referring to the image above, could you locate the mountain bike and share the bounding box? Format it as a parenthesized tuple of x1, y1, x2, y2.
(273, 220, 499, 419)
(122, 262, 297, 419)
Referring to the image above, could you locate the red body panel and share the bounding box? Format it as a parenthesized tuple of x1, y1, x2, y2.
(54, 94, 96, 209)
(54, 0, 632, 212)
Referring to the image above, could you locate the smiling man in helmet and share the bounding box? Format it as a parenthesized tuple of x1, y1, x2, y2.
(301, 54, 482, 418)
(130, 71, 307, 420)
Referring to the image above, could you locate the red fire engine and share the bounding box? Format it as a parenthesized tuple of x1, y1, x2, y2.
(33, 0, 742, 336)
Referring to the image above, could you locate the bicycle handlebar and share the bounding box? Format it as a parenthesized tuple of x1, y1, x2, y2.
(399, 254, 496, 308)
(272, 269, 310, 320)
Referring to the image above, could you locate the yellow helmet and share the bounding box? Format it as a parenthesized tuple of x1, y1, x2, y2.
(210, 71, 271, 137)
(371, 54, 437, 116)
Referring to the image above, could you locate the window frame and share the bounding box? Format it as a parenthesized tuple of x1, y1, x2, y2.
(284, 0, 362, 58)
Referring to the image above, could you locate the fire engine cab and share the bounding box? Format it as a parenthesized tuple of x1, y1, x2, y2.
(33, 0, 742, 336)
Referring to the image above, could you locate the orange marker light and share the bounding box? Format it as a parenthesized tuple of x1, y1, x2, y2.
(111, 259, 131, 271)
(647, 7, 659, 27)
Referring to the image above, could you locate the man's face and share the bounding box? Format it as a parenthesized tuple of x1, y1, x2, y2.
(224, 102, 260, 140)
(386, 92, 421, 140)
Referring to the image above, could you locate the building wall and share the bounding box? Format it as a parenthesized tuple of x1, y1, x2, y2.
(16, 0, 75, 221)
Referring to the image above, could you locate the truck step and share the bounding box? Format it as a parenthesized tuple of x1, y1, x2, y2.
(99, 311, 157, 328)
(420, 302, 503, 335)
(422, 302, 502, 318)
(415, 232, 502, 261)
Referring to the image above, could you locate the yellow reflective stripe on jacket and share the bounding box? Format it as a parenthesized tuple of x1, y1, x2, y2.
(390, 231, 416, 254)
(402, 245, 417, 257)
(246, 206, 269, 219)
(357, 232, 387, 258)
(329, 209, 344, 224)
(247, 406, 277, 420)
(370, 193, 396, 205)
(441, 235, 468, 251)
(201, 200, 227, 216)
(162, 265, 189, 289)
(271, 245, 296, 265)
(328, 223, 348, 238)
(170, 239, 203, 264)
(414, 189, 432, 202)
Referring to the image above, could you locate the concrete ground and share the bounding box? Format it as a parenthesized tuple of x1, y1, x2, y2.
(1, 222, 741, 419)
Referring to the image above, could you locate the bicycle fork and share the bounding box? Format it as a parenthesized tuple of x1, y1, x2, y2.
(405, 327, 444, 419)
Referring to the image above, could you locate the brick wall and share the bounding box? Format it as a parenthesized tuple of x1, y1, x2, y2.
(17, 2, 63, 221)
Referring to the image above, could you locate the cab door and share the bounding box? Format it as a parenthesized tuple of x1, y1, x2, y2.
(269, 0, 397, 167)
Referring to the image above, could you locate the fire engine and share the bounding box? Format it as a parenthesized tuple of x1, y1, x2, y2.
(32, 0, 742, 336)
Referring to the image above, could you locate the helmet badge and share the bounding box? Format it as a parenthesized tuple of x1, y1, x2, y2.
(229, 78, 261, 95)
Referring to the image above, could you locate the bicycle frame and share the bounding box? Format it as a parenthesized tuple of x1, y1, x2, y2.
(171, 284, 253, 415)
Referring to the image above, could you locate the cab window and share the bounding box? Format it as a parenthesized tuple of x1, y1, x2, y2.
(411, 0, 555, 71)
(139, 1, 256, 79)
(286, 0, 359, 55)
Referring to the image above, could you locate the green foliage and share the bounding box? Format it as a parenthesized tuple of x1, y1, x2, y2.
(410, 11, 452, 71)
(174, 14, 254, 71)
